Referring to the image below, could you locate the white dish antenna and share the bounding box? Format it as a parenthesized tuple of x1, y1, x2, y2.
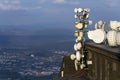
(76, 51, 81, 61)
(79, 31, 84, 37)
(110, 21, 120, 30)
(89, 20, 92, 25)
(70, 54, 76, 60)
(88, 29, 106, 43)
(80, 64, 85, 69)
(75, 22, 83, 29)
(76, 36, 82, 42)
(88, 31, 94, 40)
(107, 30, 117, 46)
(78, 8, 83, 12)
(74, 14, 78, 18)
(86, 13, 89, 19)
(74, 43, 77, 51)
(74, 42, 82, 51)
(77, 42, 82, 50)
(74, 8, 78, 13)
(74, 30, 79, 37)
(107, 30, 120, 46)
(95, 20, 106, 29)
(116, 32, 120, 45)
(84, 8, 90, 12)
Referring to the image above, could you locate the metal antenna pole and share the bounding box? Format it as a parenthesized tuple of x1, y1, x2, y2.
(74, 8, 92, 70)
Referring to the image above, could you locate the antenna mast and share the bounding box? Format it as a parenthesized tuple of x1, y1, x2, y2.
(73, 8, 92, 70)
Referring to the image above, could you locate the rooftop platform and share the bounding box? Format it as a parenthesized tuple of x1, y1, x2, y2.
(86, 42, 120, 53)
(53, 42, 120, 80)
(85, 42, 120, 60)
(85, 42, 120, 80)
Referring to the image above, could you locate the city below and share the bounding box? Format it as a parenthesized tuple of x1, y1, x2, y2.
(0, 47, 71, 80)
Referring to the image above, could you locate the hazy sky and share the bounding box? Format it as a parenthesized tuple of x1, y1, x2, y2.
(0, 0, 120, 28)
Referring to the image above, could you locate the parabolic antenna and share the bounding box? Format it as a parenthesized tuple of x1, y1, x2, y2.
(118, 27, 120, 30)
(88, 31, 94, 40)
(80, 64, 85, 69)
(74, 43, 77, 51)
(76, 51, 81, 61)
(74, 8, 78, 13)
(107, 30, 117, 46)
(74, 14, 78, 18)
(79, 31, 84, 37)
(110, 21, 120, 30)
(98, 20, 104, 26)
(76, 36, 82, 41)
(70, 54, 76, 60)
(86, 13, 89, 19)
(74, 30, 79, 37)
(93, 29, 106, 43)
(89, 20, 92, 25)
(75, 22, 83, 29)
(76, 42, 82, 50)
(88, 29, 106, 43)
(84, 8, 90, 12)
(116, 32, 120, 45)
(78, 8, 83, 12)
(74, 42, 82, 51)
(95, 20, 105, 29)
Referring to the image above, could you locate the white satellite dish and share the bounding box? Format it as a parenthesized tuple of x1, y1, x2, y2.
(75, 22, 83, 29)
(98, 20, 104, 26)
(76, 51, 81, 61)
(74, 8, 78, 13)
(74, 42, 82, 51)
(86, 13, 89, 19)
(79, 31, 84, 37)
(74, 14, 78, 18)
(107, 30, 117, 46)
(75, 31, 83, 41)
(76, 36, 82, 41)
(74, 30, 79, 37)
(88, 31, 94, 40)
(70, 54, 76, 60)
(89, 20, 92, 25)
(84, 8, 90, 12)
(74, 43, 77, 51)
(76, 42, 82, 50)
(110, 21, 120, 30)
(74, 60, 78, 71)
(116, 32, 120, 45)
(95, 20, 106, 29)
(80, 64, 85, 69)
(75, 39, 78, 43)
(88, 29, 106, 43)
(84, 24, 88, 28)
(78, 8, 83, 12)
(93, 29, 106, 43)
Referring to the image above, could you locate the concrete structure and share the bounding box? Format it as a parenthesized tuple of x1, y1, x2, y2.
(54, 42, 120, 80)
